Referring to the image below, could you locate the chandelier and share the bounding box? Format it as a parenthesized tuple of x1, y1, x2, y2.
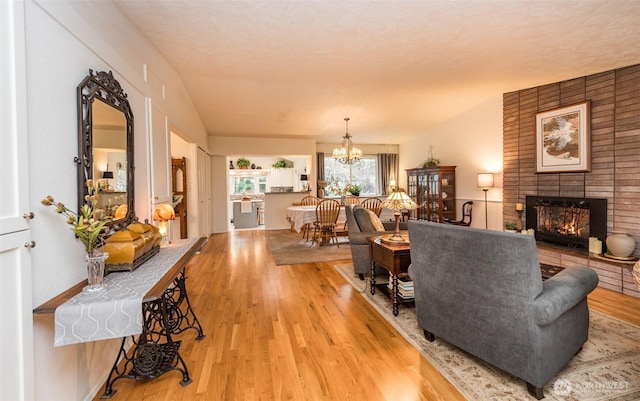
(332, 117, 362, 165)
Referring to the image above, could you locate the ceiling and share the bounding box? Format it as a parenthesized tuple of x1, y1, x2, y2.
(113, 0, 640, 145)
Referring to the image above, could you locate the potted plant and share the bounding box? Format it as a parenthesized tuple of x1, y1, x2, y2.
(504, 222, 518, 232)
(347, 184, 363, 196)
(272, 159, 292, 169)
(422, 145, 440, 167)
(236, 157, 251, 169)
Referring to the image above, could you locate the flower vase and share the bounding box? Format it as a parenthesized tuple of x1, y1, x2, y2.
(84, 252, 108, 291)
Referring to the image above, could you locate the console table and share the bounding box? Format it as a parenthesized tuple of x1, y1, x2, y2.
(368, 236, 413, 316)
(33, 237, 207, 398)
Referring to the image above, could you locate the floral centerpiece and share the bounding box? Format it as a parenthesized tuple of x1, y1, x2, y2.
(41, 179, 118, 257)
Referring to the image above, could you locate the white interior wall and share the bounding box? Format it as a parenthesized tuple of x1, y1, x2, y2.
(399, 96, 504, 230)
(24, 1, 208, 400)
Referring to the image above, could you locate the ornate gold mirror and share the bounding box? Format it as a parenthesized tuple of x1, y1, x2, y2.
(77, 70, 134, 228)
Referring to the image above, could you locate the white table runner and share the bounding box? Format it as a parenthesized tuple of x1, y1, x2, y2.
(54, 238, 198, 347)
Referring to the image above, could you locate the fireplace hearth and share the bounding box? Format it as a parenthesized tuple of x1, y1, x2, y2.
(526, 196, 607, 251)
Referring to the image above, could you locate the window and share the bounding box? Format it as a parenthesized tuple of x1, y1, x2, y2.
(324, 155, 378, 196)
(231, 173, 266, 194)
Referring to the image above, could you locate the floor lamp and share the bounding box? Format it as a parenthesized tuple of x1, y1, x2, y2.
(477, 173, 494, 230)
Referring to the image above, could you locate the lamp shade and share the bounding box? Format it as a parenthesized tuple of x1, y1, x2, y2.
(477, 173, 494, 190)
(381, 189, 418, 211)
(102, 170, 114, 179)
(153, 203, 175, 221)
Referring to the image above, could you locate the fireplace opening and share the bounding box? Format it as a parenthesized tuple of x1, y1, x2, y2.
(525, 196, 607, 251)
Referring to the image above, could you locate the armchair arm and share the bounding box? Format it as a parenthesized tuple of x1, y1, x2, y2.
(533, 265, 599, 326)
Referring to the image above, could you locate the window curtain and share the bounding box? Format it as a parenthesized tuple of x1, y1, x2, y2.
(316, 152, 325, 181)
(316, 152, 325, 197)
(377, 153, 398, 195)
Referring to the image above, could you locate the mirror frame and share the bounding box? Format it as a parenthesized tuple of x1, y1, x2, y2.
(77, 70, 134, 228)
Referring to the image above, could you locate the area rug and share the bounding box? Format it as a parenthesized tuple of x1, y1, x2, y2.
(266, 229, 352, 266)
(333, 262, 640, 401)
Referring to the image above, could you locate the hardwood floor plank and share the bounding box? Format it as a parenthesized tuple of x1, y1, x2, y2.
(93, 230, 639, 401)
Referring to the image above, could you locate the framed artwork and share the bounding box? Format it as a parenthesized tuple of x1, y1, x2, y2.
(536, 101, 591, 173)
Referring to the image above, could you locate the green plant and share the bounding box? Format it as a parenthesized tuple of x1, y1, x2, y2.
(236, 157, 251, 168)
(504, 222, 518, 231)
(272, 159, 292, 169)
(421, 145, 440, 167)
(347, 184, 363, 195)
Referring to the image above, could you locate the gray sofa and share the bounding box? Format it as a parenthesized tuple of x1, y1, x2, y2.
(407, 220, 599, 399)
(345, 204, 406, 279)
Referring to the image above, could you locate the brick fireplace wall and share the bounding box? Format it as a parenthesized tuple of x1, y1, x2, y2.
(503, 64, 640, 297)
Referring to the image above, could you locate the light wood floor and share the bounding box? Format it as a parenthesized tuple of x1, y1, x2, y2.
(94, 230, 640, 401)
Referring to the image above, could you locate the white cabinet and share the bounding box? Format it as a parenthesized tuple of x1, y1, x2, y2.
(147, 98, 171, 204)
(0, 2, 34, 398)
(270, 168, 295, 188)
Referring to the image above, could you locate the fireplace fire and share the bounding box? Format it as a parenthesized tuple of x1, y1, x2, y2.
(526, 196, 607, 251)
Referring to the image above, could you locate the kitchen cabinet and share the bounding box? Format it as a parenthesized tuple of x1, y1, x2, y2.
(270, 168, 295, 188)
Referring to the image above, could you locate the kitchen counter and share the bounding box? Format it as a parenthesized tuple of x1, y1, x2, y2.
(264, 191, 311, 229)
(232, 200, 262, 229)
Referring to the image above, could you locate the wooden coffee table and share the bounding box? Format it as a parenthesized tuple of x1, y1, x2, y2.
(367, 236, 412, 316)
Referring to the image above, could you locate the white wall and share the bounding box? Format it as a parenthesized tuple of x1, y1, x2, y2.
(399, 96, 504, 230)
(24, 1, 207, 399)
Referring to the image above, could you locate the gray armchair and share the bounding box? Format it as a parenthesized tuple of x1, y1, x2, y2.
(407, 221, 599, 399)
(345, 204, 406, 279)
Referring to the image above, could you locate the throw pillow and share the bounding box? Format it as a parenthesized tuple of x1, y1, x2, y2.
(366, 209, 386, 231)
(353, 207, 386, 232)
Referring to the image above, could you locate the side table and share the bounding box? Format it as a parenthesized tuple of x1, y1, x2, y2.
(367, 236, 412, 316)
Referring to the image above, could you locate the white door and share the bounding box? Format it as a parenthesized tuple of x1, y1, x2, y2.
(197, 148, 211, 238)
(0, 1, 35, 399)
(147, 98, 172, 204)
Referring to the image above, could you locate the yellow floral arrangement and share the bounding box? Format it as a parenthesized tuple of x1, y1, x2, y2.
(41, 180, 118, 256)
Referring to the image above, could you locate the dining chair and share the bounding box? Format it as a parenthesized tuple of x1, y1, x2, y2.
(360, 197, 383, 216)
(444, 201, 473, 226)
(299, 195, 319, 240)
(311, 199, 341, 248)
(342, 195, 360, 205)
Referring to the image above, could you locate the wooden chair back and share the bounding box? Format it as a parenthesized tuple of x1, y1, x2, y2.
(300, 196, 319, 206)
(445, 201, 473, 226)
(360, 197, 383, 216)
(315, 199, 341, 226)
(343, 195, 360, 205)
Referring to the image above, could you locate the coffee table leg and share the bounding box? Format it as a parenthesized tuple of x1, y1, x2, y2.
(392, 273, 399, 316)
(370, 259, 376, 295)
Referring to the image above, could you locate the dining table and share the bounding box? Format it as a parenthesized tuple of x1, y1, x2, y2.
(286, 205, 347, 233)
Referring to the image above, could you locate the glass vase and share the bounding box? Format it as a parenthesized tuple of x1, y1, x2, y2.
(84, 252, 108, 292)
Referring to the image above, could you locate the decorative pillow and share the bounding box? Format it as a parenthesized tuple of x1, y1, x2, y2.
(366, 209, 386, 231)
(354, 207, 386, 232)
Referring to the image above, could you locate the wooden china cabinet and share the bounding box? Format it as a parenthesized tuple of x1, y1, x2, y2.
(406, 166, 456, 222)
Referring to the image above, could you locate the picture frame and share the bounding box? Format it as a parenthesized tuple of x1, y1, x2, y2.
(536, 101, 591, 173)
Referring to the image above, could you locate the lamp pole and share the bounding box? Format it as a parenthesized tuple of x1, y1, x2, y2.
(483, 188, 489, 230)
(477, 173, 494, 230)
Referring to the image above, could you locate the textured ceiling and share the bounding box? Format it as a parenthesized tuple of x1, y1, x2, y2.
(114, 0, 640, 144)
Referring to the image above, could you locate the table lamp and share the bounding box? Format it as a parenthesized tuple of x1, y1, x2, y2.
(102, 164, 114, 191)
(153, 203, 175, 244)
(380, 188, 418, 245)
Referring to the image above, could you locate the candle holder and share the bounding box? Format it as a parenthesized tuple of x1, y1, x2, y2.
(516, 202, 524, 230)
